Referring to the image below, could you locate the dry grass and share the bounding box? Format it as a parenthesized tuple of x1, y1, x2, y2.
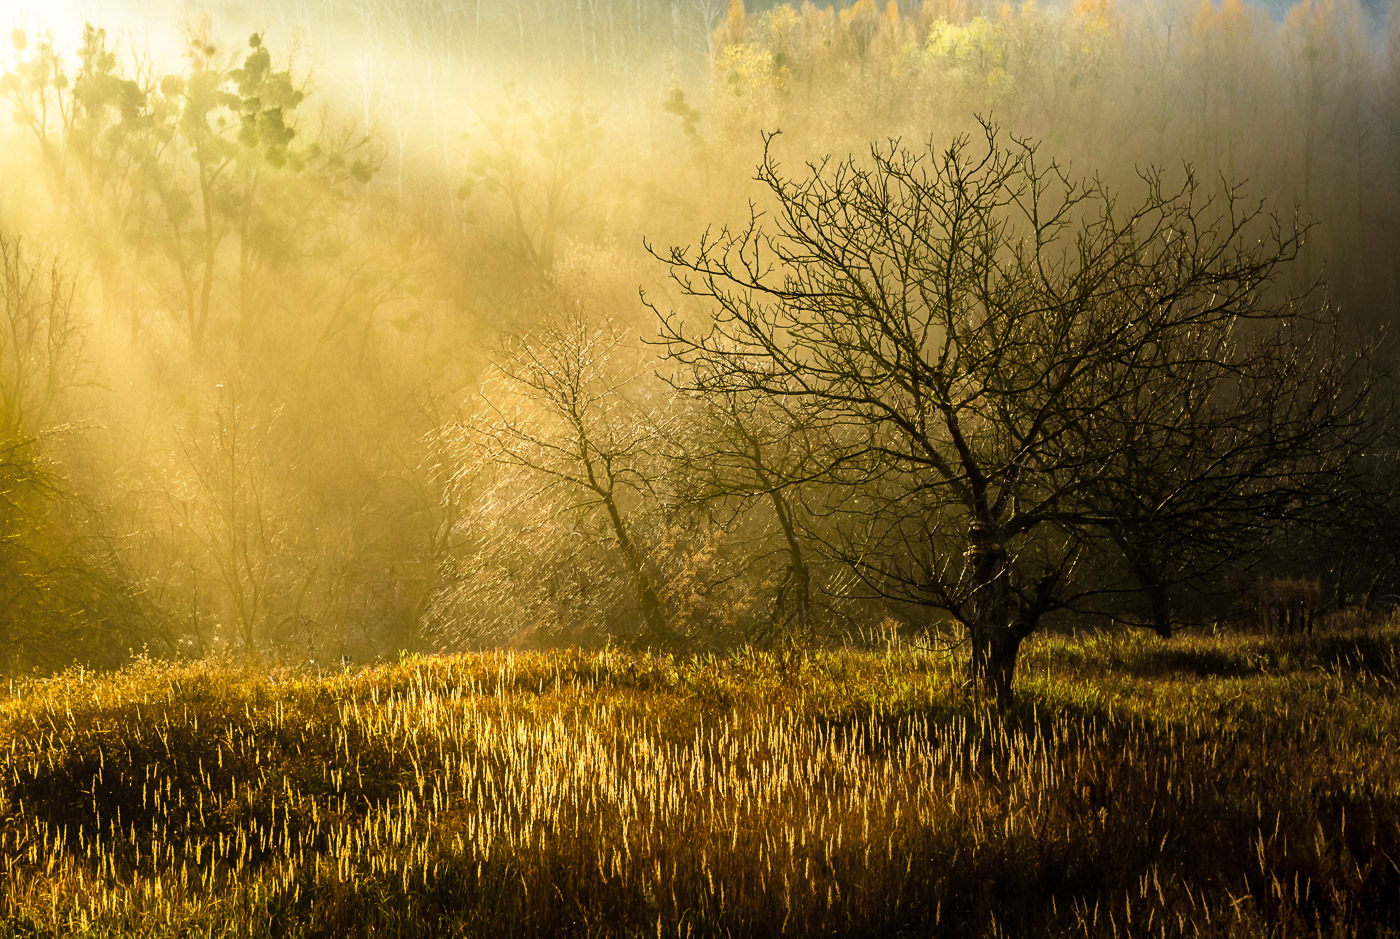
(1, 627, 1398, 937)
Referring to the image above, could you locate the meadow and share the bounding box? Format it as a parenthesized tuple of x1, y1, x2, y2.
(1, 623, 1397, 938)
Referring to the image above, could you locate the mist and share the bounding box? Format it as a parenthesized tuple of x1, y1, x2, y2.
(0, 0, 1396, 672)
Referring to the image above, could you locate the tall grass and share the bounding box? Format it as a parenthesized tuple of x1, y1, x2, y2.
(2, 629, 1398, 937)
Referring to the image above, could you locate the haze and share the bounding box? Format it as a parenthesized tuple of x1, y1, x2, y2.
(0, 0, 1396, 671)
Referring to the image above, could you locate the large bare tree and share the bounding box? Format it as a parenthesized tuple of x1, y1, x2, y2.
(652, 123, 1381, 705)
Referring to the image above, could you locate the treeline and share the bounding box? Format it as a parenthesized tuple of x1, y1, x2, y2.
(698, 0, 1400, 327)
(0, 0, 1396, 686)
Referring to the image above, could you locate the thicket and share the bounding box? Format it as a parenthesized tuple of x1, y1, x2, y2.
(0, 0, 1397, 686)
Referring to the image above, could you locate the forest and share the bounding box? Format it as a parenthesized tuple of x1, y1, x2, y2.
(0, 0, 1398, 933)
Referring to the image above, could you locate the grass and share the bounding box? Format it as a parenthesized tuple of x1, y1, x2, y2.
(1, 626, 1398, 937)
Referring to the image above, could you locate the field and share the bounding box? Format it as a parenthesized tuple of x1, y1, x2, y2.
(2, 626, 1398, 938)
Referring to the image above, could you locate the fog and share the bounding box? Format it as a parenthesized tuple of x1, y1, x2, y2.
(0, 0, 1396, 672)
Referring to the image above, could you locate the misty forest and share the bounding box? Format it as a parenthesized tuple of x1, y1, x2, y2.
(0, 0, 1398, 934)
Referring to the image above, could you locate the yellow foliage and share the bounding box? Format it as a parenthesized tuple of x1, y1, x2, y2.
(1193, 0, 1216, 33)
(1071, 0, 1122, 35)
(714, 42, 784, 91)
(918, 0, 976, 24)
(839, 0, 878, 28)
(767, 2, 801, 34)
(925, 15, 1008, 87)
(712, 0, 750, 52)
(1192, 0, 1256, 53)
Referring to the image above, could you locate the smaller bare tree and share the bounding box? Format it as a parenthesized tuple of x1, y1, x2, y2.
(661, 380, 829, 641)
(469, 307, 676, 645)
(172, 383, 298, 661)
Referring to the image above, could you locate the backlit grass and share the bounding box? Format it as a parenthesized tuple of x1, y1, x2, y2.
(2, 626, 1398, 937)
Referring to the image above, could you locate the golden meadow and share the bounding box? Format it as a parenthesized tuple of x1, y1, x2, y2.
(2, 623, 1398, 937)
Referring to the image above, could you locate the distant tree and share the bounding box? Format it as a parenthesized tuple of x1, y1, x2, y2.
(1059, 296, 1375, 637)
(0, 25, 159, 338)
(654, 124, 1380, 705)
(153, 25, 377, 353)
(461, 91, 604, 275)
(1281, 0, 1370, 275)
(661, 380, 827, 640)
(171, 385, 294, 661)
(687, 0, 732, 66)
(1, 23, 376, 354)
(1185, 0, 1271, 182)
(0, 27, 73, 151)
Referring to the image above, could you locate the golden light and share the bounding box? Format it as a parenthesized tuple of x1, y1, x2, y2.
(1, 0, 88, 39)
(0, 0, 188, 62)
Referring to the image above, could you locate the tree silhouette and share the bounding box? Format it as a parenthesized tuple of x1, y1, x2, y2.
(654, 123, 1380, 704)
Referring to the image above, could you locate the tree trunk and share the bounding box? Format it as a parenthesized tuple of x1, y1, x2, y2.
(601, 490, 672, 646)
(1332, 553, 1349, 611)
(965, 523, 1024, 708)
(1146, 582, 1172, 639)
(768, 488, 810, 632)
(969, 626, 1025, 709)
(1114, 531, 1173, 639)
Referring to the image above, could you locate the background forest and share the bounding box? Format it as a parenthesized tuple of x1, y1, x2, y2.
(0, 0, 1398, 676)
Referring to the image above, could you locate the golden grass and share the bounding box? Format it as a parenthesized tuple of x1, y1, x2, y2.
(1, 629, 1398, 937)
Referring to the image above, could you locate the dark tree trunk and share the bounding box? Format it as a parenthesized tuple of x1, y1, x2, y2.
(1332, 553, 1349, 611)
(601, 490, 672, 646)
(965, 524, 1026, 708)
(970, 626, 1026, 709)
(1146, 582, 1173, 639)
(768, 488, 811, 632)
(1115, 532, 1174, 638)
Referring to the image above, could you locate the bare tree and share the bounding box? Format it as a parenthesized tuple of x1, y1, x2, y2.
(1061, 308, 1377, 637)
(652, 123, 1381, 705)
(661, 380, 826, 641)
(471, 307, 676, 645)
(0, 233, 143, 672)
(173, 385, 295, 661)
